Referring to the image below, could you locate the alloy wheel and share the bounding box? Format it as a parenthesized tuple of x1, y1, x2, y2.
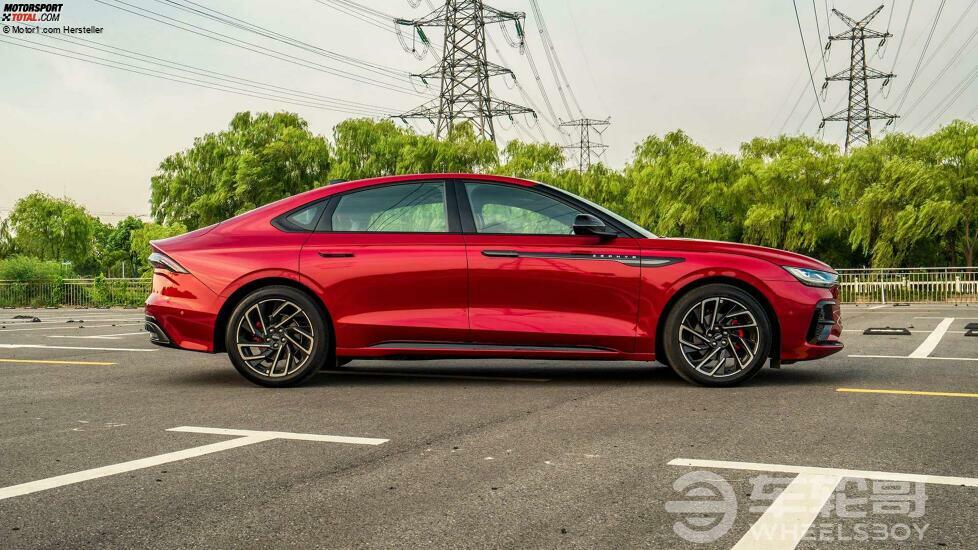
(677, 296, 761, 379)
(235, 298, 315, 378)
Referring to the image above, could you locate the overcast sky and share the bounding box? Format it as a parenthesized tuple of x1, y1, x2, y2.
(1, 0, 975, 222)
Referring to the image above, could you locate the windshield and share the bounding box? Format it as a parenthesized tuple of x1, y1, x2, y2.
(539, 184, 657, 238)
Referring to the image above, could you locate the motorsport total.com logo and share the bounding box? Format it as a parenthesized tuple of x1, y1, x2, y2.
(1, 3, 63, 23)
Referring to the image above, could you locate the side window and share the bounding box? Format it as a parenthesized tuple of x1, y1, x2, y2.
(280, 200, 327, 232)
(464, 182, 586, 235)
(327, 181, 449, 233)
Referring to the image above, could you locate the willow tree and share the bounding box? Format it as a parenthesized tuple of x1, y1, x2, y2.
(735, 135, 840, 252)
(151, 112, 332, 230)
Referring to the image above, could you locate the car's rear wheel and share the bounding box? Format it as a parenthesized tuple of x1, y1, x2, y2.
(225, 286, 329, 387)
(662, 284, 771, 386)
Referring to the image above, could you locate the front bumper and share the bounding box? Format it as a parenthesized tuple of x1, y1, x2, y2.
(766, 280, 843, 362)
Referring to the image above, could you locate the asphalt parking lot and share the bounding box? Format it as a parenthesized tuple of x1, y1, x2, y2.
(1, 305, 977, 549)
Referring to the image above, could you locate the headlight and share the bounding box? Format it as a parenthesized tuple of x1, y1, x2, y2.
(783, 266, 838, 288)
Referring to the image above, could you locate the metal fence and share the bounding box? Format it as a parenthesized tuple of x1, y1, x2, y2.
(1, 270, 977, 307)
(838, 268, 978, 304)
(0, 278, 151, 308)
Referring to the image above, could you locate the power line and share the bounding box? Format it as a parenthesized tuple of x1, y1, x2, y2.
(913, 59, 978, 132)
(769, 71, 807, 134)
(93, 0, 426, 97)
(527, 0, 574, 119)
(791, 0, 826, 121)
(812, 0, 829, 80)
(0, 35, 390, 117)
(875, 0, 897, 57)
(157, 0, 409, 80)
(890, 0, 946, 119)
(901, 15, 978, 123)
(528, 0, 583, 119)
(516, 31, 565, 136)
(486, 33, 563, 143)
(18, 27, 396, 112)
(564, 0, 607, 115)
(879, 0, 914, 100)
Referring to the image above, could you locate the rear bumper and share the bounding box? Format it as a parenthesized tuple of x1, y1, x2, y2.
(144, 270, 220, 353)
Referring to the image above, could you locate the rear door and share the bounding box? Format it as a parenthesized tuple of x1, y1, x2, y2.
(299, 180, 469, 350)
(458, 180, 642, 353)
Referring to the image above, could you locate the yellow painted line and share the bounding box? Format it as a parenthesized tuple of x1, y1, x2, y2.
(837, 388, 978, 399)
(0, 358, 116, 366)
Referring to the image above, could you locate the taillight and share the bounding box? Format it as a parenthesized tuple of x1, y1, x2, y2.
(148, 251, 190, 274)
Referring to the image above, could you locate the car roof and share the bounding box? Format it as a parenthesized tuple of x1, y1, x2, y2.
(281, 173, 532, 203)
(321, 173, 534, 195)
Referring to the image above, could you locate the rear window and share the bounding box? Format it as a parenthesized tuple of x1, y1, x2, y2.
(276, 201, 327, 232)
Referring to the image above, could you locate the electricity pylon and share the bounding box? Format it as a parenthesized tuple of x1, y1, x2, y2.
(560, 117, 609, 171)
(395, 1, 535, 143)
(820, 5, 897, 152)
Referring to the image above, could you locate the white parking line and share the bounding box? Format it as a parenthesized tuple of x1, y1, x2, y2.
(848, 354, 978, 362)
(0, 426, 388, 501)
(868, 305, 888, 310)
(0, 323, 143, 333)
(915, 316, 978, 320)
(0, 343, 155, 352)
(48, 332, 146, 340)
(0, 318, 144, 326)
(732, 473, 841, 550)
(909, 318, 954, 358)
(669, 458, 978, 486)
(843, 329, 967, 334)
(670, 458, 978, 549)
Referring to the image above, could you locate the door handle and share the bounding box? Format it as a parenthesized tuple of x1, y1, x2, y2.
(318, 252, 355, 258)
(482, 250, 519, 258)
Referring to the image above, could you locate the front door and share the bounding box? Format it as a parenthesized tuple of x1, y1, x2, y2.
(459, 180, 642, 353)
(299, 180, 469, 350)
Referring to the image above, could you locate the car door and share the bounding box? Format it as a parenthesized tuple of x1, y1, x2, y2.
(299, 179, 469, 350)
(458, 180, 642, 353)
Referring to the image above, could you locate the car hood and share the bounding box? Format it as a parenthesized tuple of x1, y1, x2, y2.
(647, 238, 834, 272)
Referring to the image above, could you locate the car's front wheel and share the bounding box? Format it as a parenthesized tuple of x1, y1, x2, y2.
(225, 286, 329, 387)
(662, 284, 772, 386)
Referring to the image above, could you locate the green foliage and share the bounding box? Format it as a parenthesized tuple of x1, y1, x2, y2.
(736, 135, 840, 251)
(98, 216, 145, 276)
(5, 192, 100, 267)
(497, 140, 564, 178)
(130, 222, 188, 276)
(0, 255, 70, 282)
(0, 256, 70, 307)
(625, 131, 743, 240)
(7, 112, 977, 274)
(151, 111, 333, 229)
(330, 118, 497, 179)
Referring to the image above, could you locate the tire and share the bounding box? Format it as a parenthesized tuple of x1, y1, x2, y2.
(225, 285, 330, 387)
(662, 284, 772, 387)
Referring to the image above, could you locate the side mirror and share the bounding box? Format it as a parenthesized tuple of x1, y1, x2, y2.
(573, 214, 617, 239)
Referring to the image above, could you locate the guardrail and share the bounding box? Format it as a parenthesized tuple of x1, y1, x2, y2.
(1, 269, 976, 307)
(838, 268, 978, 304)
(0, 278, 151, 308)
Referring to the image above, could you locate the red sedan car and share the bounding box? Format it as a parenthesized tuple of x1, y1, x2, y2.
(145, 173, 842, 387)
